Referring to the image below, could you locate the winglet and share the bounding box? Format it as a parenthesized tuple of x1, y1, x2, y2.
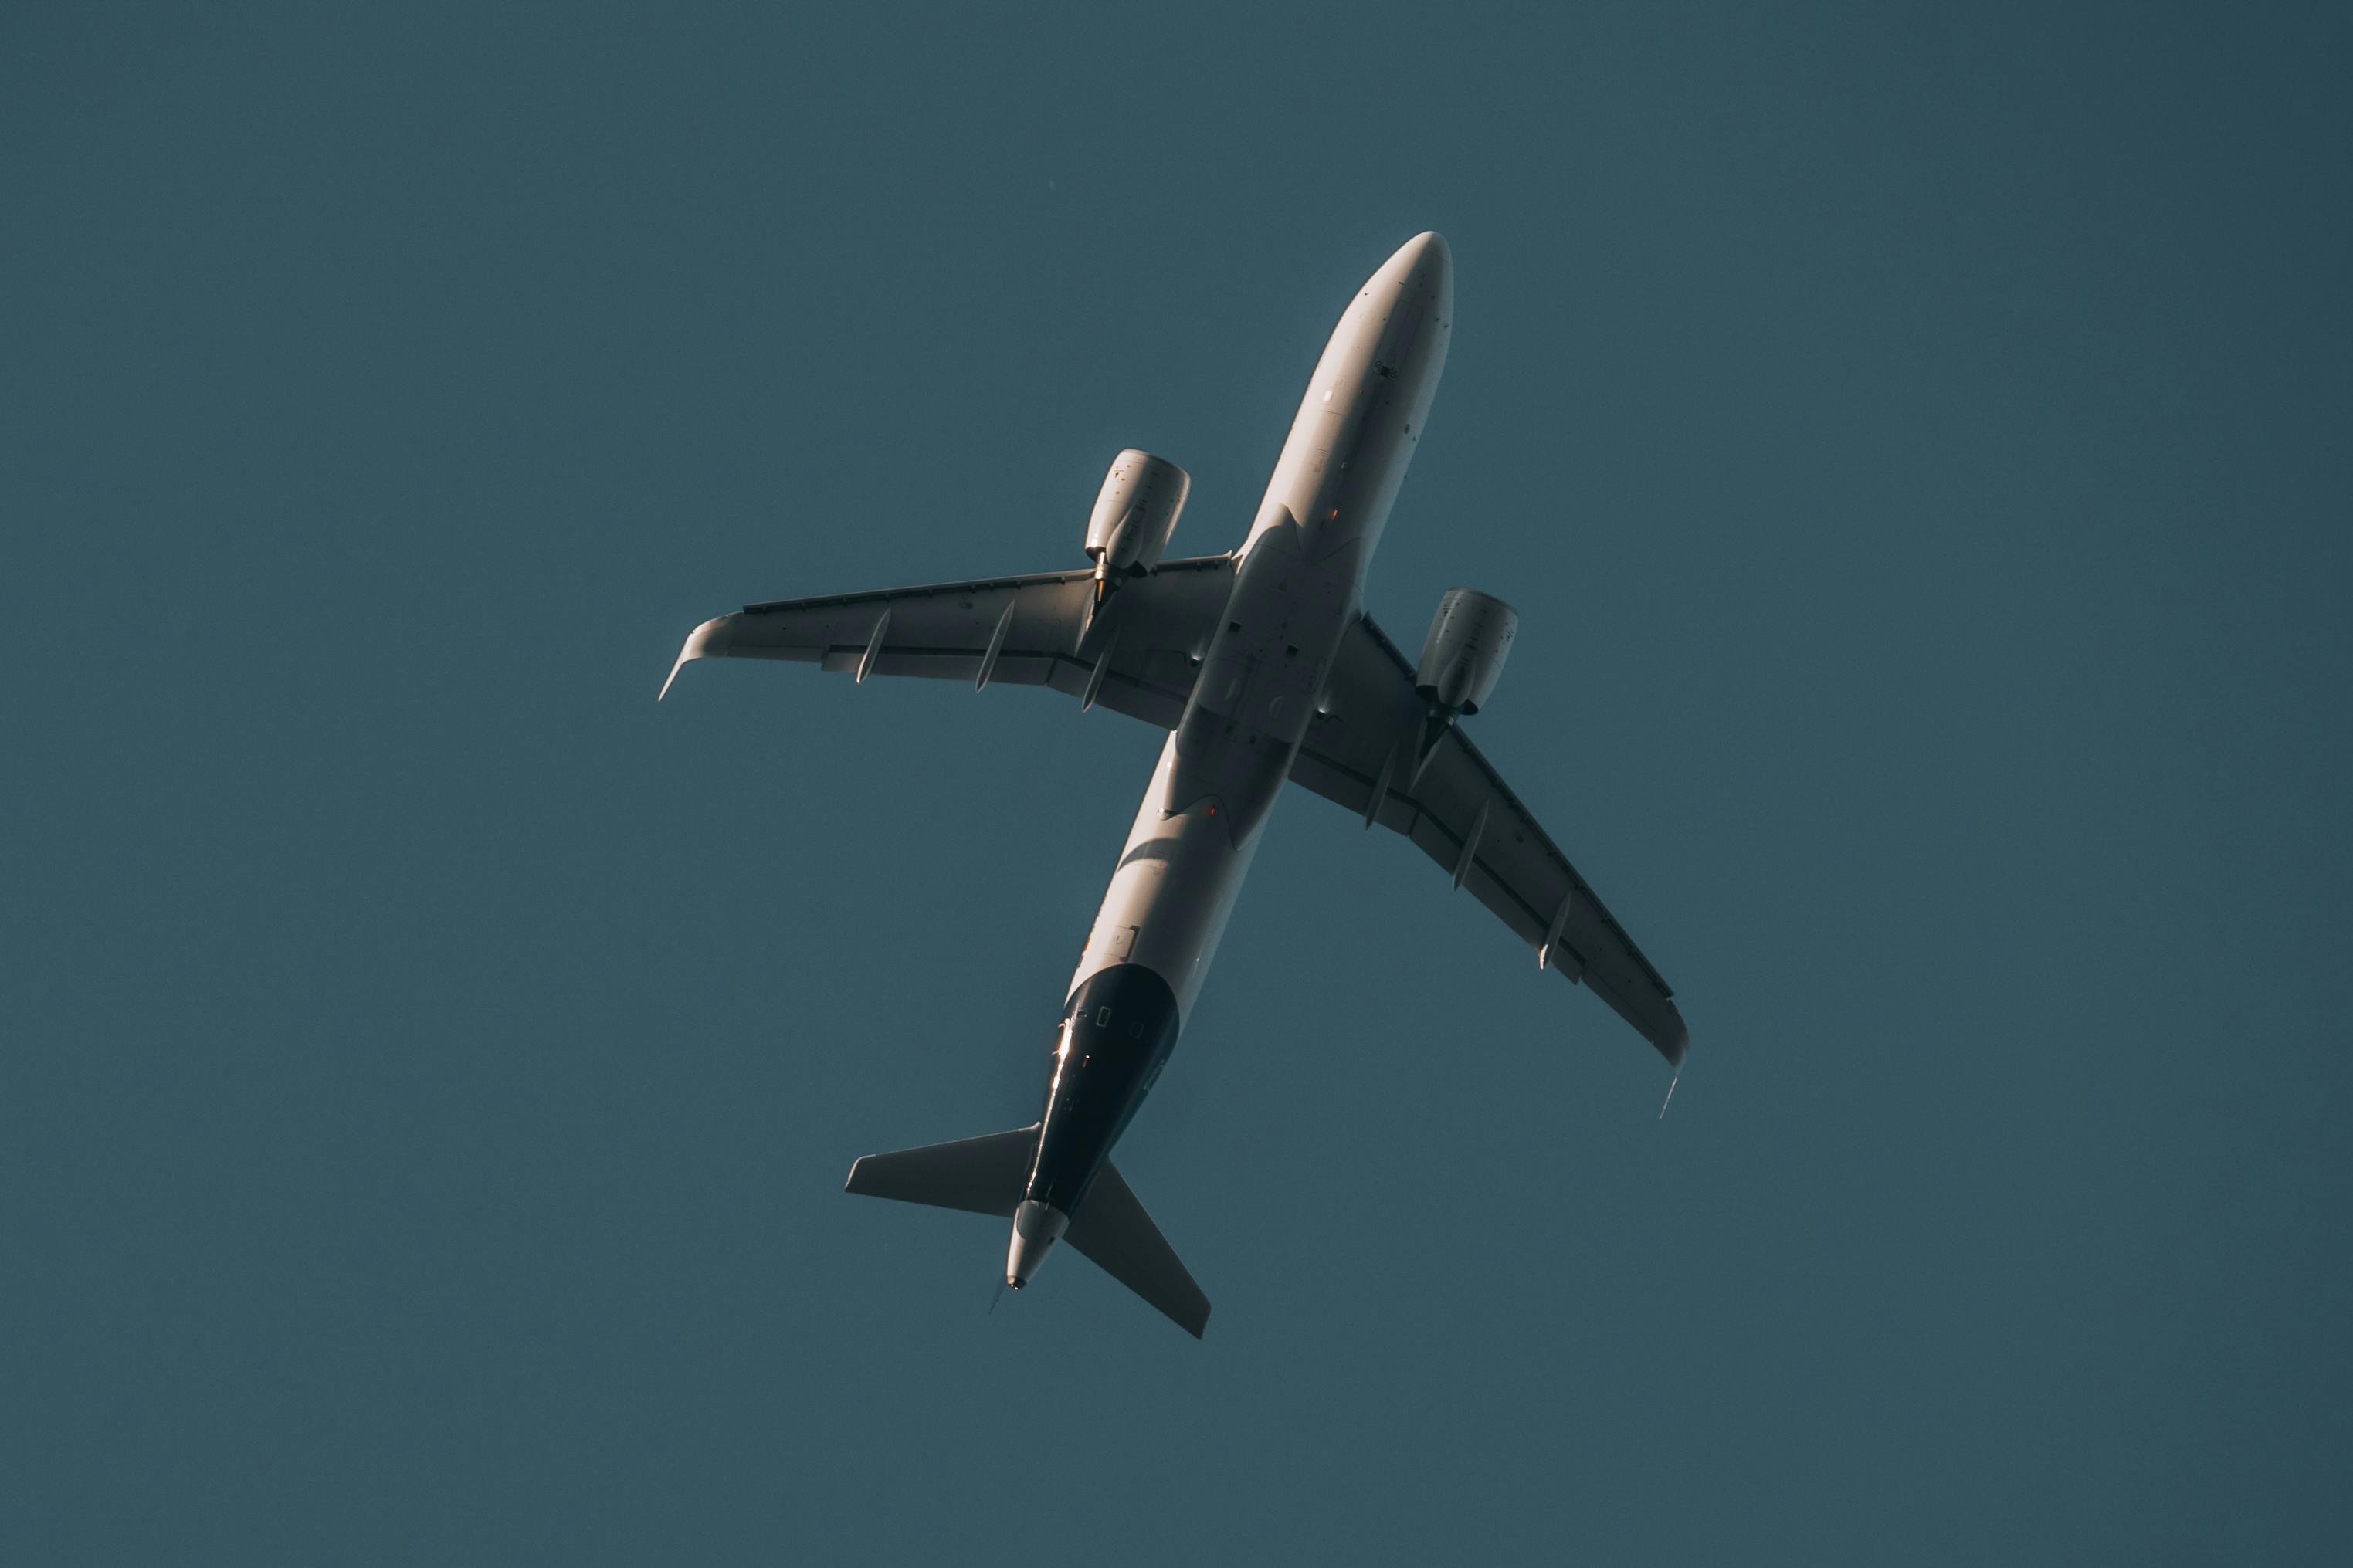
(658, 616, 730, 701)
(1656, 1011, 1691, 1073)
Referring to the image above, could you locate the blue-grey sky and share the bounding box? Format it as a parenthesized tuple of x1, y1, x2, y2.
(5, 3, 2348, 1562)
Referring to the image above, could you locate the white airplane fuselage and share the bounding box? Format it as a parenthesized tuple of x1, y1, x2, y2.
(1009, 232, 1454, 1289)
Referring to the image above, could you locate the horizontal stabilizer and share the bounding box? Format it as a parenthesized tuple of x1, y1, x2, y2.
(844, 1126, 1038, 1217)
(1066, 1161, 1212, 1339)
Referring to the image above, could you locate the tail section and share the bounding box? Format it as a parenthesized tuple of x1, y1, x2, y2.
(843, 1126, 1036, 1216)
(844, 1129, 1210, 1338)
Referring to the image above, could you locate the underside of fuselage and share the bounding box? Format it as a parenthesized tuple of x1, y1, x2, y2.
(1009, 963, 1182, 1286)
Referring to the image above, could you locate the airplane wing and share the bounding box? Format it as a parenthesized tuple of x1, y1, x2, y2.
(1290, 615, 1690, 1068)
(661, 554, 1236, 729)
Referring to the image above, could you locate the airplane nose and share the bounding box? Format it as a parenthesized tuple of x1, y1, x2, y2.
(1396, 230, 1449, 286)
(1375, 231, 1452, 322)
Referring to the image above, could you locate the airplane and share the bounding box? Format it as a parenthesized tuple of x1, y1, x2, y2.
(659, 232, 1688, 1338)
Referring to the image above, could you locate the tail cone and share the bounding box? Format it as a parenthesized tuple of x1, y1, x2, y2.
(1005, 1199, 1069, 1289)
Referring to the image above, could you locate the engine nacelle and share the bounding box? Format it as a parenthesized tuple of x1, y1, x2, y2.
(1414, 588, 1519, 716)
(1085, 450, 1190, 591)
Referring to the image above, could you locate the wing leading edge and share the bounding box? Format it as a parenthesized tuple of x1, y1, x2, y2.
(1291, 614, 1690, 1068)
(662, 554, 1236, 729)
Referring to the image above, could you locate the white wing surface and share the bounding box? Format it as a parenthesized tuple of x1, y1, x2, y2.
(663, 554, 1235, 729)
(1291, 615, 1690, 1066)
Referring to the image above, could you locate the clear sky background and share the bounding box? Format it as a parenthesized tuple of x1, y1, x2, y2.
(5, 2, 2348, 1562)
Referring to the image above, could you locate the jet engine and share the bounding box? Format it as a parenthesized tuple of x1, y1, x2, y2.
(1085, 449, 1191, 600)
(1414, 588, 1518, 716)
